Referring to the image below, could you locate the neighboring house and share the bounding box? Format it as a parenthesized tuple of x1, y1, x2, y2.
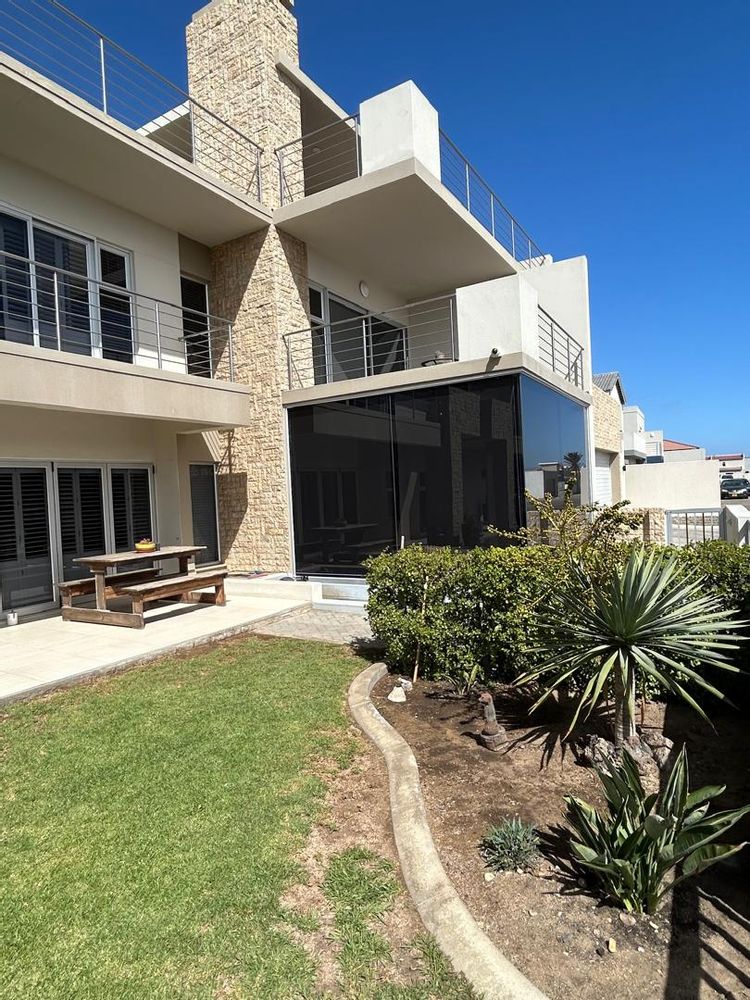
(622, 405, 649, 464)
(662, 439, 706, 463)
(0, 0, 596, 615)
(709, 454, 750, 479)
(592, 372, 625, 505)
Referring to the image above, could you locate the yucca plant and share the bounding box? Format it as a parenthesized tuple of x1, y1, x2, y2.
(480, 817, 540, 871)
(517, 547, 745, 747)
(565, 746, 750, 912)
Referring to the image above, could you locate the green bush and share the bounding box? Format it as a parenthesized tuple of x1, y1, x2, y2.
(366, 544, 563, 685)
(676, 541, 750, 615)
(565, 746, 750, 913)
(480, 817, 540, 872)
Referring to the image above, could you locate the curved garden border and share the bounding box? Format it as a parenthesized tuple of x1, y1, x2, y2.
(348, 662, 547, 1000)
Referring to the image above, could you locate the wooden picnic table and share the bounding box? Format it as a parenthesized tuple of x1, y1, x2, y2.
(63, 545, 206, 628)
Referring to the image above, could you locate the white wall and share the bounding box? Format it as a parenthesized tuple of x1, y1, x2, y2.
(624, 459, 721, 510)
(664, 447, 706, 463)
(307, 247, 407, 317)
(359, 82, 441, 179)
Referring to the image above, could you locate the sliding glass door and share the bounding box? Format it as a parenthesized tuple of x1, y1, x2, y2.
(56, 468, 107, 582)
(0, 212, 33, 345)
(33, 226, 93, 355)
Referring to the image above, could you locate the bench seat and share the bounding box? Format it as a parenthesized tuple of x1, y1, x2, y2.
(119, 570, 227, 614)
(58, 568, 160, 607)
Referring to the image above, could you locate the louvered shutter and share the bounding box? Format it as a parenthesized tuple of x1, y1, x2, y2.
(110, 468, 153, 551)
(0, 213, 33, 344)
(57, 468, 106, 580)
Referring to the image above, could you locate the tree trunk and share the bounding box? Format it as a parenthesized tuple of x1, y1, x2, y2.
(613, 662, 637, 748)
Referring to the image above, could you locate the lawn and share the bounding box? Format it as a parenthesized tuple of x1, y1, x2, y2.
(1, 635, 476, 1000)
(1, 636, 362, 1000)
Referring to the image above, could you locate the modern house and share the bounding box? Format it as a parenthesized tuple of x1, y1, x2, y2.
(0, 0, 595, 617)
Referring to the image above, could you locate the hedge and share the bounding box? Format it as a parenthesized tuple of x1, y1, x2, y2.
(366, 541, 750, 692)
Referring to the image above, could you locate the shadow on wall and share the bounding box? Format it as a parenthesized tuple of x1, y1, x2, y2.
(662, 701, 750, 1000)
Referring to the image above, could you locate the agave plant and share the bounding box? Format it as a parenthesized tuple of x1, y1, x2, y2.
(517, 547, 745, 746)
(565, 746, 750, 913)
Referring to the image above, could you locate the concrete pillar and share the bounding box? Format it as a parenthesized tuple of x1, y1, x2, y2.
(186, 0, 309, 573)
(360, 82, 441, 179)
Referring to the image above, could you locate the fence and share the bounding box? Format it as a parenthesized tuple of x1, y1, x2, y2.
(537, 307, 584, 388)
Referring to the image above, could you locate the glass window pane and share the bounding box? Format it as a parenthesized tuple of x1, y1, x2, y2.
(33, 227, 92, 355)
(190, 464, 219, 564)
(181, 276, 211, 378)
(519, 375, 588, 511)
(288, 397, 396, 576)
(0, 213, 33, 345)
(100, 248, 133, 364)
(328, 299, 366, 381)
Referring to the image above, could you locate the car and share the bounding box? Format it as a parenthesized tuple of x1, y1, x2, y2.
(720, 478, 750, 500)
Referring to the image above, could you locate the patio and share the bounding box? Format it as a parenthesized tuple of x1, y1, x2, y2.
(0, 578, 309, 704)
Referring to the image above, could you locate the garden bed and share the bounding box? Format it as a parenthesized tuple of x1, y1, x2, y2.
(373, 675, 750, 1000)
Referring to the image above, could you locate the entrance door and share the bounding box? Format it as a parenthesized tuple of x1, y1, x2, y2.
(0, 467, 54, 612)
(190, 464, 219, 564)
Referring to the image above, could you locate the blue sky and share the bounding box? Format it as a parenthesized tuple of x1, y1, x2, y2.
(69, 0, 750, 454)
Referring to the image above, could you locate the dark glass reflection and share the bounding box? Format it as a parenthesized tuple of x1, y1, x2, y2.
(288, 396, 397, 575)
(288, 375, 587, 576)
(392, 379, 521, 549)
(519, 375, 589, 509)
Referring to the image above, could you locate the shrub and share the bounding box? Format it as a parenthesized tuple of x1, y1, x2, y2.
(480, 817, 540, 872)
(565, 746, 750, 913)
(365, 544, 562, 685)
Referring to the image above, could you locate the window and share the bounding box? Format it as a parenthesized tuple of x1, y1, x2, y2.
(99, 247, 133, 364)
(181, 276, 211, 377)
(0, 467, 54, 611)
(308, 285, 407, 385)
(190, 465, 219, 564)
(110, 468, 153, 551)
(33, 225, 93, 355)
(0, 212, 33, 345)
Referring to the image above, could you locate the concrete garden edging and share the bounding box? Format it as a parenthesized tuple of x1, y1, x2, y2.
(348, 663, 548, 1000)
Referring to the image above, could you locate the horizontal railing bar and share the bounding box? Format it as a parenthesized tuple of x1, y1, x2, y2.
(275, 114, 359, 153)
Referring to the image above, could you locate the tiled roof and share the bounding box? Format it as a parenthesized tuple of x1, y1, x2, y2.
(663, 439, 699, 451)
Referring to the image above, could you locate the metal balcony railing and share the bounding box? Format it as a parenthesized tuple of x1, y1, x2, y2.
(0, 249, 235, 380)
(276, 115, 361, 206)
(439, 132, 545, 269)
(283, 295, 457, 390)
(537, 307, 584, 389)
(0, 0, 263, 200)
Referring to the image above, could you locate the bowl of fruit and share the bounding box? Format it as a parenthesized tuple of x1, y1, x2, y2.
(135, 538, 157, 553)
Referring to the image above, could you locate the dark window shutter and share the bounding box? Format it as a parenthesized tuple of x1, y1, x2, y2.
(189, 465, 218, 564)
(0, 471, 17, 562)
(19, 470, 50, 559)
(111, 468, 153, 551)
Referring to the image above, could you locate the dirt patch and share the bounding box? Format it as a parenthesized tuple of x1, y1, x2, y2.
(373, 676, 750, 1000)
(280, 723, 441, 995)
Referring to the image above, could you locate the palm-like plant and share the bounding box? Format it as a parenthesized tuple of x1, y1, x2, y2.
(517, 547, 745, 747)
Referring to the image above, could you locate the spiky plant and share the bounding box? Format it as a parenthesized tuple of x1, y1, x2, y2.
(565, 746, 750, 913)
(480, 817, 540, 871)
(516, 547, 745, 747)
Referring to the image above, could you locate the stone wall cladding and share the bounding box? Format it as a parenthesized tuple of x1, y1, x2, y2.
(187, 0, 309, 573)
(592, 385, 623, 455)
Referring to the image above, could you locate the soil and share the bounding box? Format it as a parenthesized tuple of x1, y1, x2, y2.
(373, 676, 750, 1000)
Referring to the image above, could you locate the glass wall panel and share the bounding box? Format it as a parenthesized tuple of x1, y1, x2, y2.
(391, 378, 521, 549)
(288, 397, 397, 575)
(519, 375, 588, 510)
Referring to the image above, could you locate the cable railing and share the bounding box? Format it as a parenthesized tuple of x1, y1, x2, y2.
(0, 249, 235, 381)
(276, 115, 361, 206)
(283, 294, 457, 390)
(439, 131, 545, 268)
(0, 0, 263, 200)
(537, 306, 584, 389)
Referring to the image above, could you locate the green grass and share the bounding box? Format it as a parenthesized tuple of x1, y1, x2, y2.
(321, 848, 479, 1000)
(0, 636, 361, 1000)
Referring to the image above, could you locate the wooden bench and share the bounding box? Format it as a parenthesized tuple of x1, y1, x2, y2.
(58, 568, 160, 608)
(119, 570, 227, 618)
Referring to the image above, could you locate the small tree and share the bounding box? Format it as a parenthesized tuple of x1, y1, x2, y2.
(516, 547, 745, 747)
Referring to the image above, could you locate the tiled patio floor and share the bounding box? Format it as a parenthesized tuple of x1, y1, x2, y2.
(0, 583, 308, 705)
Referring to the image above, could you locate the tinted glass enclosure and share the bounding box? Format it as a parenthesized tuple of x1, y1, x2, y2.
(288, 374, 587, 576)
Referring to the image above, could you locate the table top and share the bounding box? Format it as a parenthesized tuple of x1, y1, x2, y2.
(74, 545, 205, 569)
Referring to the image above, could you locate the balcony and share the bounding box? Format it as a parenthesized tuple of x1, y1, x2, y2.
(0, 249, 249, 428)
(0, 0, 270, 244)
(282, 286, 584, 397)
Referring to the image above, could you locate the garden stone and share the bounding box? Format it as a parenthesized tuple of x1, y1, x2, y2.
(398, 678, 413, 692)
(387, 686, 407, 703)
(640, 731, 674, 752)
(477, 691, 507, 751)
(652, 746, 672, 770)
(619, 913, 636, 927)
(577, 734, 616, 769)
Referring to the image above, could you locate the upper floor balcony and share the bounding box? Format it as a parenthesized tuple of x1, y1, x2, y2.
(274, 82, 547, 300)
(282, 268, 587, 404)
(0, 248, 249, 428)
(0, 0, 270, 245)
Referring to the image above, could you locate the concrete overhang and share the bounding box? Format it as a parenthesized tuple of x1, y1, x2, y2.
(273, 158, 521, 300)
(0, 341, 251, 430)
(0, 56, 271, 246)
(282, 352, 591, 409)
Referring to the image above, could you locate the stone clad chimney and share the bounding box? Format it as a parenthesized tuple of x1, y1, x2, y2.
(186, 0, 309, 574)
(186, 0, 302, 207)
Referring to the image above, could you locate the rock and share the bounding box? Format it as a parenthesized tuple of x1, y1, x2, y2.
(640, 731, 674, 752)
(398, 677, 413, 692)
(607, 938, 617, 953)
(596, 945, 606, 957)
(528, 909, 538, 917)
(484, 872, 496, 882)
(637, 946, 645, 953)
(577, 877, 586, 888)
(623, 739, 656, 776)
(619, 912, 636, 927)
(577, 734, 616, 769)
(652, 746, 672, 770)
(387, 686, 407, 703)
